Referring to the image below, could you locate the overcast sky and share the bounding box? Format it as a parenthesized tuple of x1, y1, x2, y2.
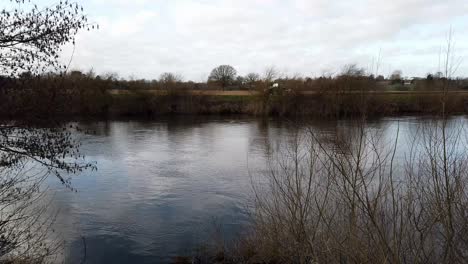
(45, 0, 468, 80)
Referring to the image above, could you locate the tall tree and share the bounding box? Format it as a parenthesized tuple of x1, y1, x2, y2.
(208, 65, 237, 90)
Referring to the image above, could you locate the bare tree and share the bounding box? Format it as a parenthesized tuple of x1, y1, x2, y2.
(0, 0, 94, 261)
(159, 72, 182, 90)
(0, 0, 93, 76)
(263, 66, 278, 83)
(208, 65, 237, 90)
(245, 73, 260, 83)
(159, 72, 181, 84)
(390, 70, 403, 81)
(340, 64, 366, 77)
(244, 73, 260, 90)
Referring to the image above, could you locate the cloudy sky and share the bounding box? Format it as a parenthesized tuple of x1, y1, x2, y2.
(42, 0, 468, 80)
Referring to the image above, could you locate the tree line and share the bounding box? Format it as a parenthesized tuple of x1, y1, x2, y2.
(3, 63, 468, 94)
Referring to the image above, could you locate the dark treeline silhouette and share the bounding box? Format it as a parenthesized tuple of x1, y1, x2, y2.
(8, 64, 464, 92)
(2, 64, 468, 119)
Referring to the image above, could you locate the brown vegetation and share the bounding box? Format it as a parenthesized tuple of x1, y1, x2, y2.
(184, 33, 468, 264)
(3, 67, 468, 119)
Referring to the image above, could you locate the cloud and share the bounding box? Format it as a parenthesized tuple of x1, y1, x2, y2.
(59, 0, 468, 80)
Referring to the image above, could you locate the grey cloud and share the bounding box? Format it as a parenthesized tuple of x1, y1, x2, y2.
(62, 0, 468, 80)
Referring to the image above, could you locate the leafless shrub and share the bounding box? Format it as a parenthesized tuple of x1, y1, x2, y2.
(242, 111, 468, 263)
(0, 164, 62, 263)
(236, 29, 468, 264)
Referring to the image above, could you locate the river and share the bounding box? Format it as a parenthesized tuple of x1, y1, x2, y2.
(44, 115, 467, 263)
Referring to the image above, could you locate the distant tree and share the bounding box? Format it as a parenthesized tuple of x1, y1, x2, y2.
(246, 73, 260, 83)
(86, 68, 97, 79)
(160, 72, 181, 84)
(376, 75, 385, 81)
(236, 76, 245, 86)
(70, 70, 84, 78)
(208, 65, 237, 90)
(390, 70, 403, 81)
(263, 67, 278, 82)
(245, 72, 260, 89)
(159, 72, 181, 83)
(103, 72, 119, 82)
(389, 70, 403, 85)
(320, 69, 335, 78)
(159, 72, 182, 91)
(341, 64, 365, 77)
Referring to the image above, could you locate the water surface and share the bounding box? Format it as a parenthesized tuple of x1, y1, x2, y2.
(46, 116, 468, 263)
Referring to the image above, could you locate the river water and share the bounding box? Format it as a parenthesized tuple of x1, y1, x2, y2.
(44, 115, 467, 263)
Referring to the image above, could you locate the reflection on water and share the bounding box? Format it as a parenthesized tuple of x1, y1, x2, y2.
(46, 116, 468, 263)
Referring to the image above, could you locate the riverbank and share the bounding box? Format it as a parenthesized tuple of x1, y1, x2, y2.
(3, 87, 468, 119)
(3, 71, 468, 119)
(48, 89, 468, 117)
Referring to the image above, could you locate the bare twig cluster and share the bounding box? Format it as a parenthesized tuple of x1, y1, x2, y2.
(243, 114, 468, 263)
